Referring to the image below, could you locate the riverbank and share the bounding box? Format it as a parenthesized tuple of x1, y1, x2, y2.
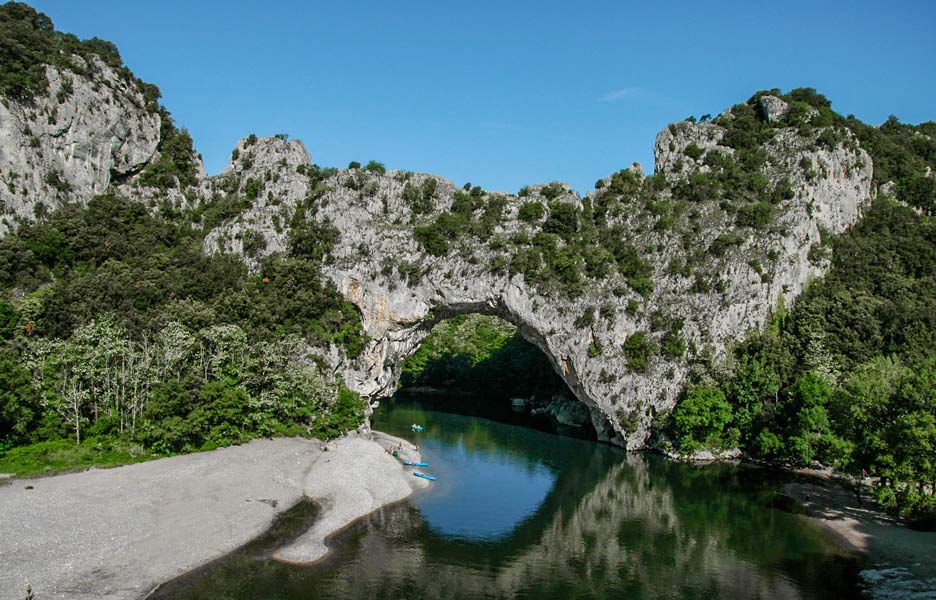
(0, 431, 427, 600)
(782, 473, 936, 598)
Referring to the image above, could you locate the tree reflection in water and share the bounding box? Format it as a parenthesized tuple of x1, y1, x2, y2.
(159, 405, 863, 600)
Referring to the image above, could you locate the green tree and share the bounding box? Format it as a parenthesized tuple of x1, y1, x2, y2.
(623, 331, 653, 373)
(518, 201, 546, 223)
(831, 356, 910, 473)
(0, 301, 17, 339)
(785, 372, 849, 466)
(363, 160, 386, 175)
(672, 386, 735, 452)
(724, 355, 780, 444)
(0, 349, 40, 445)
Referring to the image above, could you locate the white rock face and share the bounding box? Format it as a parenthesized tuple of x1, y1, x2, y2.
(0, 57, 161, 233)
(205, 115, 872, 448)
(202, 135, 313, 264)
(758, 95, 790, 123)
(654, 121, 732, 176)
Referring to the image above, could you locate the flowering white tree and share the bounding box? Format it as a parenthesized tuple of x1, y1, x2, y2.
(155, 321, 195, 380)
(198, 324, 248, 380)
(29, 337, 89, 444)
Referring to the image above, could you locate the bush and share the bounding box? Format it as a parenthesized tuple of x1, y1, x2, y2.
(518, 201, 546, 223)
(138, 121, 198, 190)
(672, 386, 735, 452)
(660, 322, 686, 359)
(542, 201, 579, 239)
(311, 387, 365, 440)
(288, 216, 339, 262)
(242, 177, 262, 200)
(736, 202, 774, 228)
(684, 144, 704, 160)
(709, 232, 743, 256)
(540, 182, 566, 200)
(413, 223, 449, 256)
(364, 161, 386, 175)
(403, 180, 436, 216)
(574, 307, 595, 329)
(624, 331, 653, 372)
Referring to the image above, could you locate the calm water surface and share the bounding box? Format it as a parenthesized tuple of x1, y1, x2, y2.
(159, 397, 865, 599)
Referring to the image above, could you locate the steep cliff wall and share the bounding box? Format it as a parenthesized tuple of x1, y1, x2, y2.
(0, 58, 161, 233)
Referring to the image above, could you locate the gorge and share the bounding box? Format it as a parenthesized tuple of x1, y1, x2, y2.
(2, 3, 936, 598)
(0, 32, 873, 447)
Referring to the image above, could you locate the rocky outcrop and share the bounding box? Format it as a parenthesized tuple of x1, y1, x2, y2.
(758, 95, 790, 123)
(202, 135, 312, 263)
(0, 58, 161, 233)
(0, 56, 873, 449)
(530, 394, 593, 431)
(654, 121, 731, 176)
(202, 109, 872, 448)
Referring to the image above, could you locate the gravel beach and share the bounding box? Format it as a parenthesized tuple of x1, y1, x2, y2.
(0, 431, 426, 600)
(783, 478, 936, 598)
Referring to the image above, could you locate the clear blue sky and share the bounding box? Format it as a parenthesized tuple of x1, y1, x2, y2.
(29, 0, 936, 193)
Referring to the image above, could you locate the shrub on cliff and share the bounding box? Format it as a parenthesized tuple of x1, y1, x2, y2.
(138, 115, 198, 190)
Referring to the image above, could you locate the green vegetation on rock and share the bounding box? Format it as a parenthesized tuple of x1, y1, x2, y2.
(0, 2, 155, 103)
(655, 89, 936, 523)
(137, 113, 199, 190)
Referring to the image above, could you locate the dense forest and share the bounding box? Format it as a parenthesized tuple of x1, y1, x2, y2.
(0, 189, 368, 475)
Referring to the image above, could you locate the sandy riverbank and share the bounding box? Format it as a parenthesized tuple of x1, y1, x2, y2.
(0, 431, 427, 600)
(783, 476, 936, 598)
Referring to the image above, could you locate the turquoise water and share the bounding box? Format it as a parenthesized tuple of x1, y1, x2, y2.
(156, 397, 865, 599)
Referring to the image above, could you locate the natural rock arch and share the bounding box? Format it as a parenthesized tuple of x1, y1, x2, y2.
(0, 74, 872, 448)
(204, 101, 872, 448)
(343, 291, 620, 442)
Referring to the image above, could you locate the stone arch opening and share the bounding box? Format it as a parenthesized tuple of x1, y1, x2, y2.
(389, 311, 599, 440)
(341, 290, 621, 444)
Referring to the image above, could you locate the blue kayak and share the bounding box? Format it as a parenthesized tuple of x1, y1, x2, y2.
(404, 461, 429, 467)
(413, 471, 437, 481)
(410, 424, 424, 432)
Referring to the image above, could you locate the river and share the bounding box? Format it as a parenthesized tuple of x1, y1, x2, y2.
(158, 395, 865, 599)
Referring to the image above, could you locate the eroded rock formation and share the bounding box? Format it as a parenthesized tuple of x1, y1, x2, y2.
(201, 100, 872, 447)
(0, 59, 161, 233)
(1, 78, 873, 447)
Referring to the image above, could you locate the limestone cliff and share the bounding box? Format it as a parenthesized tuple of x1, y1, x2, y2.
(0, 56, 873, 448)
(201, 97, 872, 448)
(0, 58, 161, 234)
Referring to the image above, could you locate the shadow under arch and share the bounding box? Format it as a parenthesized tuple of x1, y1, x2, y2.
(385, 309, 610, 441)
